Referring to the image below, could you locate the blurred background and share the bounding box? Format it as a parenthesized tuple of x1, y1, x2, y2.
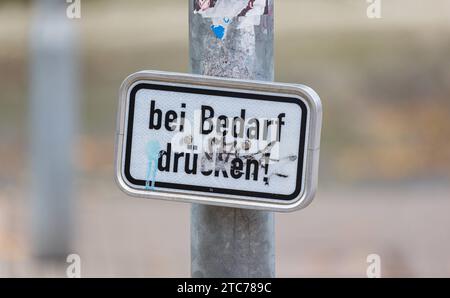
(0, 0, 449, 277)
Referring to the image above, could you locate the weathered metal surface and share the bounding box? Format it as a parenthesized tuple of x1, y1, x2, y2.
(189, 0, 275, 278)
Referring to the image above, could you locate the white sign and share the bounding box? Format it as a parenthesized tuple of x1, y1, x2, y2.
(115, 71, 322, 212)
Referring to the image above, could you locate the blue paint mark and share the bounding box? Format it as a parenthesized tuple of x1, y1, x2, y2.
(223, 17, 230, 24)
(145, 140, 161, 190)
(211, 25, 225, 39)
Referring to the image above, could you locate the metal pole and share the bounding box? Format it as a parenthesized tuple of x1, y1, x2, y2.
(189, 0, 275, 277)
(29, 0, 78, 259)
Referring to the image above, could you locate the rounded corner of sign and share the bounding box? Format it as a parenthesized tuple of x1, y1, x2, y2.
(278, 189, 316, 212)
(114, 167, 138, 198)
(119, 72, 149, 96)
(290, 84, 322, 113)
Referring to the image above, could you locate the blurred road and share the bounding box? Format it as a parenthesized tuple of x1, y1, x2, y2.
(1, 181, 449, 277)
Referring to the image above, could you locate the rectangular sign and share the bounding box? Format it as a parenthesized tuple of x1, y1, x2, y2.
(115, 71, 322, 211)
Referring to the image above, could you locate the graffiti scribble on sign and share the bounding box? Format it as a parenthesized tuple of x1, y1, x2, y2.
(161, 134, 297, 187)
(145, 140, 161, 190)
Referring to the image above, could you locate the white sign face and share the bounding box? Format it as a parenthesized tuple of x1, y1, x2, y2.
(115, 71, 322, 212)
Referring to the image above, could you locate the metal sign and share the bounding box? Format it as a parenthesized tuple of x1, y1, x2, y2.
(115, 71, 322, 212)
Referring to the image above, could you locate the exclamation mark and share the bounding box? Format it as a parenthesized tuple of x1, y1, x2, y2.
(263, 152, 271, 185)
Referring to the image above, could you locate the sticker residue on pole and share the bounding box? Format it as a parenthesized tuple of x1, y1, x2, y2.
(194, 0, 269, 39)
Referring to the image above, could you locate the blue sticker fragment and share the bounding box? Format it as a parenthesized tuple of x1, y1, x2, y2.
(145, 140, 161, 190)
(210, 25, 225, 39)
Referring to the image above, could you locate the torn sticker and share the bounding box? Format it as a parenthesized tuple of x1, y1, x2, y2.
(209, 17, 233, 39)
(194, 0, 269, 34)
(211, 24, 226, 39)
(194, 0, 267, 18)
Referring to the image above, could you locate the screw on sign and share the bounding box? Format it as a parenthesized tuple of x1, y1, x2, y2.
(115, 71, 322, 212)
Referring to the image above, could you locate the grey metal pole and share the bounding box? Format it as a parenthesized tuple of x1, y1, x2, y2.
(29, 0, 79, 259)
(189, 0, 275, 277)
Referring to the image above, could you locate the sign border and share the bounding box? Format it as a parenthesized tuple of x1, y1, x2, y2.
(115, 71, 322, 212)
(124, 83, 307, 201)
